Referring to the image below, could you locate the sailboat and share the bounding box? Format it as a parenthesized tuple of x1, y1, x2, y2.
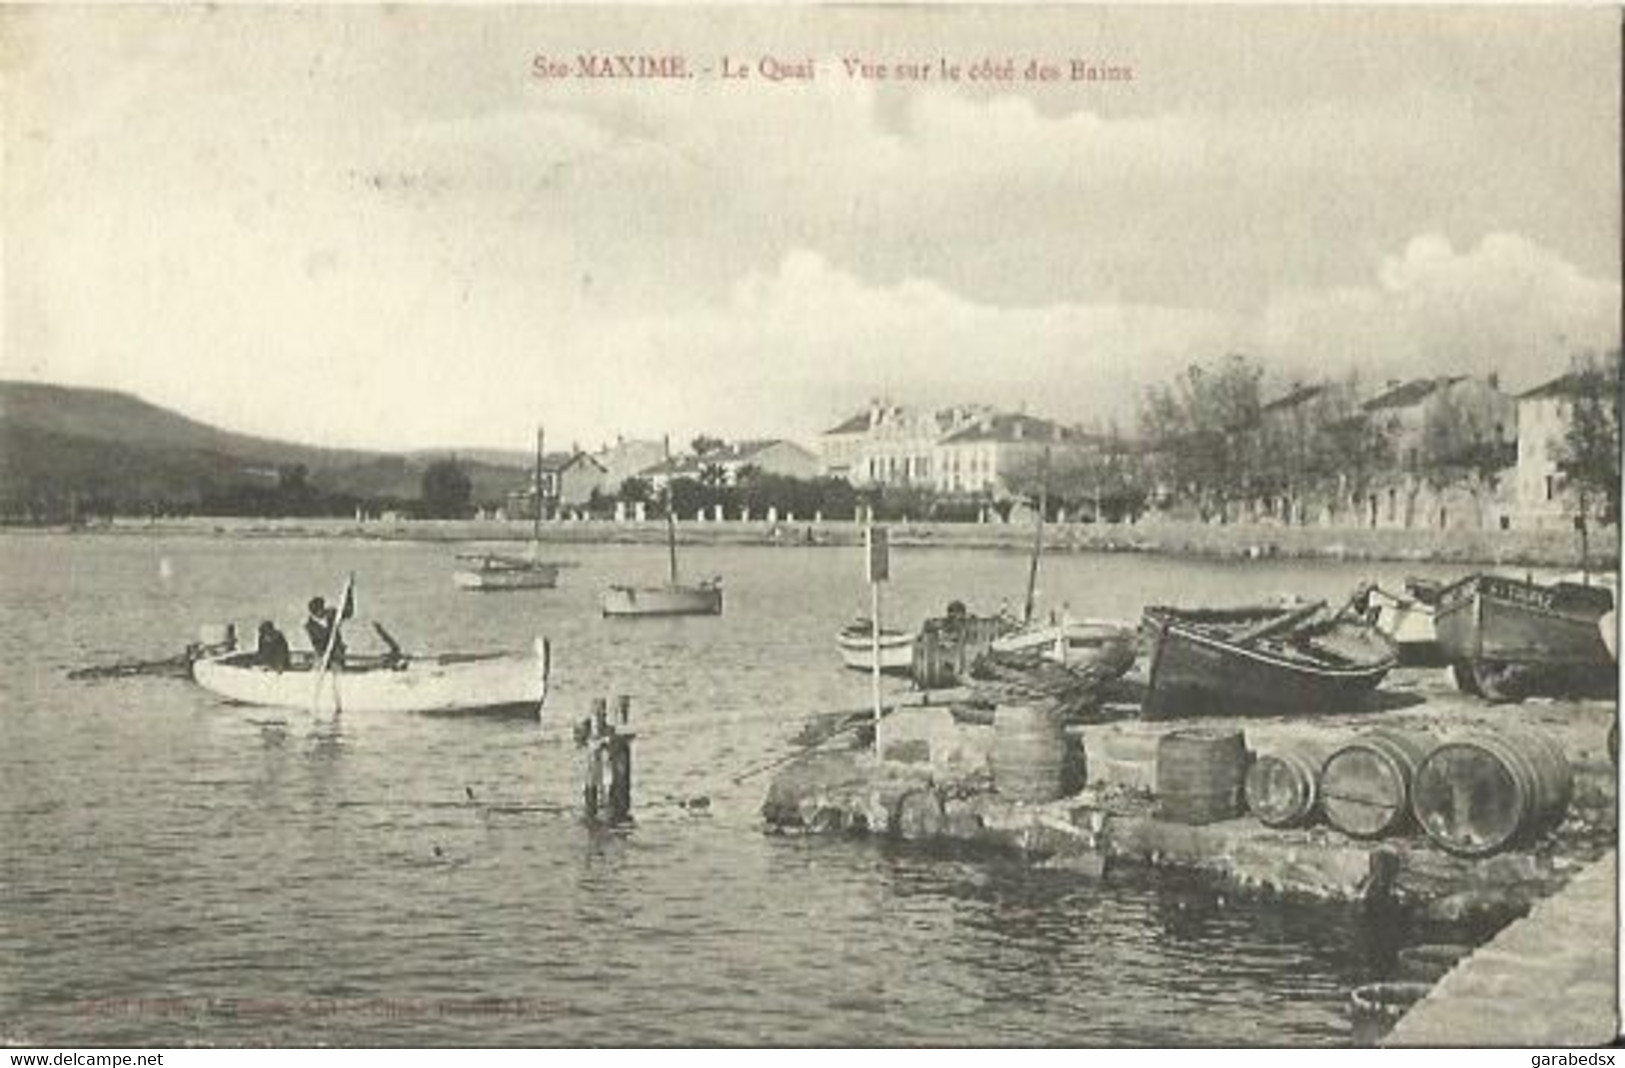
(601, 437, 722, 617)
(453, 427, 564, 591)
(985, 446, 1136, 676)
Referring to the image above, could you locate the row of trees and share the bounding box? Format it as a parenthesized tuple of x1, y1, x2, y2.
(1132, 350, 1619, 529)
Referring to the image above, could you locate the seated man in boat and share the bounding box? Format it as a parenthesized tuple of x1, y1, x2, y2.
(304, 596, 347, 667)
(255, 620, 291, 671)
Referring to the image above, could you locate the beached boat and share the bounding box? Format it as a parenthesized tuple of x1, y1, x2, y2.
(192, 640, 552, 717)
(602, 436, 722, 618)
(989, 617, 1138, 677)
(453, 426, 567, 591)
(1433, 573, 1615, 700)
(1141, 601, 1398, 718)
(1364, 578, 1445, 666)
(836, 619, 917, 674)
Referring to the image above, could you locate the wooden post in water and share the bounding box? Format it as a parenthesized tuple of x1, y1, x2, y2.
(607, 695, 634, 823)
(578, 695, 635, 824)
(581, 697, 608, 820)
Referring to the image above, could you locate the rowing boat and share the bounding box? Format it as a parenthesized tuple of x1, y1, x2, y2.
(1141, 602, 1397, 718)
(191, 639, 552, 717)
(835, 619, 916, 674)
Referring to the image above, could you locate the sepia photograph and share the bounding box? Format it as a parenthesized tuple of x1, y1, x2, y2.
(1, 2, 1620, 1049)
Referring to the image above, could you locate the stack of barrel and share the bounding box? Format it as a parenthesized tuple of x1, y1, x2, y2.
(1222, 726, 1575, 857)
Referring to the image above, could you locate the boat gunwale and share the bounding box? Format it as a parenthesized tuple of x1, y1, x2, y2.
(1143, 608, 1397, 680)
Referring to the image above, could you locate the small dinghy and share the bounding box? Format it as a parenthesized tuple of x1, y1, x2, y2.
(836, 618, 917, 675)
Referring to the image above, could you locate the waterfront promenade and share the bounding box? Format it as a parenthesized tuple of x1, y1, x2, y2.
(1387, 850, 1619, 1046)
(49, 513, 1622, 570)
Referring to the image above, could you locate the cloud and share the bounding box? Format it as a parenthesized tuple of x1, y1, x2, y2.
(1257, 232, 1621, 390)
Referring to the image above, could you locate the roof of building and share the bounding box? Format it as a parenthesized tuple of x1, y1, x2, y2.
(639, 438, 811, 477)
(1363, 376, 1464, 411)
(823, 411, 876, 436)
(536, 450, 605, 473)
(939, 412, 1088, 446)
(1519, 371, 1597, 401)
(1261, 383, 1328, 414)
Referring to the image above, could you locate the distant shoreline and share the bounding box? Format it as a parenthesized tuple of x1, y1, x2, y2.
(6, 515, 1618, 570)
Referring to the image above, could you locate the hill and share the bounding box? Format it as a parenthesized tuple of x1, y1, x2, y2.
(0, 381, 529, 517)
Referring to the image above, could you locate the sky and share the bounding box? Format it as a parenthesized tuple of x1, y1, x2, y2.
(2, 5, 1619, 454)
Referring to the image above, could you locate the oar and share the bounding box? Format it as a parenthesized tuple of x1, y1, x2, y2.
(310, 572, 354, 717)
(373, 622, 406, 664)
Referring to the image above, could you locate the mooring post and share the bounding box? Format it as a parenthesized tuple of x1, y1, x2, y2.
(606, 696, 635, 824)
(582, 697, 608, 820)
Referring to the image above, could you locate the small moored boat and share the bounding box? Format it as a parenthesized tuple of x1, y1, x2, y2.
(453, 554, 561, 591)
(454, 427, 568, 592)
(192, 639, 552, 717)
(602, 435, 723, 619)
(1141, 600, 1398, 718)
(836, 619, 916, 674)
(602, 581, 722, 618)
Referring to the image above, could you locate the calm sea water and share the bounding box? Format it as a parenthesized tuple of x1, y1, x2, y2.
(0, 532, 1459, 1046)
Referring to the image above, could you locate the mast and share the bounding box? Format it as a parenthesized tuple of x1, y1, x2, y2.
(664, 434, 680, 585)
(1022, 445, 1051, 625)
(533, 426, 545, 547)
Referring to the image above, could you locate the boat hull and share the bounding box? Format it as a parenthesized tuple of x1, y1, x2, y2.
(1142, 607, 1397, 719)
(192, 646, 548, 716)
(453, 562, 559, 590)
(990, 619, 1138, 675)
(601, 584, 722, 617)
(1434, 574, 1614, 666)
(836, 628, 917, 674)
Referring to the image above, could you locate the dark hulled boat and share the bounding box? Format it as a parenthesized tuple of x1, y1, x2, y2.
(1141, 602, 1398, 719)
(1433, 573, 1615, 700)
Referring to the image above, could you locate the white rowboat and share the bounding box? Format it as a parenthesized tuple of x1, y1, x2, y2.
(835, 621, 916, 674)
(192, 639, 551, 717)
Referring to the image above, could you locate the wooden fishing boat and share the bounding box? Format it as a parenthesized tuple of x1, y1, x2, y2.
(602, 581, 722, 617)
(1364, 577, 1445, 666)
(1141, 601, 1398, 719)
(989, 617, 1138, 677)
(836, 619, 916, 674)
(1433, 573, 1615, 700)
(453, 553, 561, 591)
(602, 436, 722, 618)
(454, 426, 567, 592)
(191, 639, 552, 717)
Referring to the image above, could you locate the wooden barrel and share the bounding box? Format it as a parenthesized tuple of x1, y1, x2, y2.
(1245, 740, 1334, 828)
(1410, 727, 1573, 858)
(1320, 729, 1431, 839)
(1156, 728, 1248, 824)
(992, 703, 1066, 803)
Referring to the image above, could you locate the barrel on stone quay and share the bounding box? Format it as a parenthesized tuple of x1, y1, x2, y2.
(1156, 728, 1248, 825)
(1245, 740, 1334, 828)
(1409, 726, 1573, 858)
(1320, 729, 1431, 839)
(992, 702, 1067, 803)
